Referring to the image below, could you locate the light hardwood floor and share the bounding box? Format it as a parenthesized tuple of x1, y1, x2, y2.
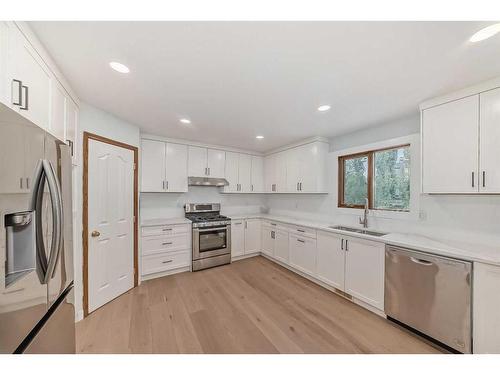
(76, 256, 442, 354)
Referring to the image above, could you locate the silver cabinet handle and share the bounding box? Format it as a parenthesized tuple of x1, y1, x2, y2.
(271, 231, 275, 239)
(245, 221, 248, 229)
(162, 242, 173, 245)
(300, 182, 302, 191)
(345, 240, 348, 251)
(207, 167, 210, 176)
(162, 260, 173, 264)
(162, 228, 172, 231)
(251, 184, 254, 192)
(234, 222, 242, 225)
(483, 171, 486, 188)
(162, 180, 165, 190)
(166, 180, 169, 190)
(26, 177, 29, 190)
(297, 238, 305, 243)
(341, 238, 344, 250)
(20, 85, 29, 111)
(297, 182, 299, 191)
(20, 177, 23, 189)
(297, 229, 305, 233)
(472, 171, 475, 188)
(12, 79, 22, 106)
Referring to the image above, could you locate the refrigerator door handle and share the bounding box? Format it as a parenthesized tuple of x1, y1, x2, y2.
(44, 160, 63, 281)
(30, 160, 48, 282)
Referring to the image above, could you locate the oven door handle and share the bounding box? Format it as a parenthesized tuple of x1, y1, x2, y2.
(195, 226, 229, 233)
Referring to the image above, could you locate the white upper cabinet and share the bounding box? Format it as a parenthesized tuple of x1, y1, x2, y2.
(207, 148, 225, 178)
(224, 152, 240, 192)
(422, 95, 479, 193)
(479, 87, 500, 193)
(264, 140, 328, 194)
(165, 143, 188, 192)
(344, 236, 385, 311)
(251, 155, 264, 193)
(49, 79, 66, 141)
(141, 140, 188, 192)
(223, 152, 258, 193)
(238, 153, 252, 192)
(188, 146, 225, 178)
(141, 139, 166, 192)
(65, 96, 78, 165)
(0, 22, 8, 104)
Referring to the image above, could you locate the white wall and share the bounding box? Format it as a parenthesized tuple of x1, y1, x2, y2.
(73, 102, 141, 321)
(267, 115, 500, 248)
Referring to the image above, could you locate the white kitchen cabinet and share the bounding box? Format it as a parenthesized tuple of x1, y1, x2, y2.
(244, 218, 261, 254)
(65, 96, 78, 165)
(344, 236, 385, 311)
(231, 220, 245, 257)
(264, 152, 287, 193)
(188, 146, 208, 177)
(289, 233, 317, 276)
(286, 147, 301, 192)
(473, 262, 500, 353)
(6, 23, 51, 132)
(316, 231, 345, 290)
(251, 155, 264, 193)
(188, 146, 225, 178)
(165, 143, 188, 192)
(141, 140, 188, 192)
(479, 87, 500, 193)
(299, 142, 329, 193)
(421, 95, 479, 193)
(0, 22, 8, 105)
(261, 225, 274, 257)
(49, 79, 66, 141)
(274, 228, 289, 263)
(223, 152, 252, 193)
(207, 148, 225, 178)
(264, 153, 276, 192)
(238, 154, 252, 192)
(141, 139, 166, 192)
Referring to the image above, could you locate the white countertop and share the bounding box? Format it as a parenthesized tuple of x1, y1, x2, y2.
(141, 217, 192, 226)
(230, 213, 500, 266)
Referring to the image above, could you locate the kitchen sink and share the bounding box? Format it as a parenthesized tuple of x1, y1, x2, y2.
(328, 225, 387, 237)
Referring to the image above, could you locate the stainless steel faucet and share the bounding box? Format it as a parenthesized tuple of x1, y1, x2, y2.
(359, 198, 369, 228)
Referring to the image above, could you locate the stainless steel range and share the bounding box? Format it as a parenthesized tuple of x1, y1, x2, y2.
(185, 203, 231, 271)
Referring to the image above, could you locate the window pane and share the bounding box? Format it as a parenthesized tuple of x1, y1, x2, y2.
(374, 146, 410, 211)
(343, 156, 368, 206)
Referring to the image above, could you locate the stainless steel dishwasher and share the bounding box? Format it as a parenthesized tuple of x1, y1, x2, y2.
(385, 245, 472, 353)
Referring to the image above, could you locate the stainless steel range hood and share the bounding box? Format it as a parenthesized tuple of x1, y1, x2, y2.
(188, 176, 229, 187)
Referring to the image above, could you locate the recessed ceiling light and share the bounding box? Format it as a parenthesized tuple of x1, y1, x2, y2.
(256, 135, 264, 139)
(317, 105, 331, 112)
(109, 61, 130, 73)
(470, 23, 500, 42)
(180, 118, 191, 124)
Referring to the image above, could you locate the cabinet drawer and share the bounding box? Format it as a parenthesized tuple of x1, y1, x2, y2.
(262, 220, 288, 231)
(142, 251, 190, 275)
(289, 233, 317, 276)
(289, 225, 316, 239)
(141, 224, 189, 237)
(142, 234, 189, 256)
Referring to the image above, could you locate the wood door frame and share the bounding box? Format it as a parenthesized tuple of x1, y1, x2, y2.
(82, 131, 139, 317)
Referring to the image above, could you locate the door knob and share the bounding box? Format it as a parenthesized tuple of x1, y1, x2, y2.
(91, 230, 100, 237)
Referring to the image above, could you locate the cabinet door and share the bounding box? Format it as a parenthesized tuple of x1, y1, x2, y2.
(224, 151, 239, 192)
(24, 125, 44, 193)
(344, 237, 385, 310)
(65, 97, 78, 165)
(473, 262, 500, 353)
(316, 231, 345, 290)
(286, 147, 300, 192)
(9, 25, 51, 131)
(298, 142, 328, 193)
(49, 79, 66, 141)
(274, 228, 289, 264)
(0, 22, 8, 105)
(244, 219, 261, 254)
(264, 154, 276, 192)
(0, 122, 25, 193)
(289, 234, 317, 276)
(141, 139, 166, 192)
(188, 146, 207, 177)
(422, 95, 479, 193)
(238, 154, 252, 193)
(479, 88, 500, 193)
(231, 220, 245, 257)
(275, 152, 288, 192)
(261, 225, 274, 256)
(165, 143, 188, 192)
(251, 155, 264, 193)
(207, 149, 225, 178)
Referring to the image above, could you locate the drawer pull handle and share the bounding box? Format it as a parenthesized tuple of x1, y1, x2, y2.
(297, 239, 305, 243)
(162, 242, 173, 245)
(270, 223, 276, 226)
(162, 260, 173, 264)
(162, 228, 173, 231)
(297, 229, 305, 232)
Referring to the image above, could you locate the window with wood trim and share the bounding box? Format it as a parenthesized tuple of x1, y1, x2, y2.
(338, 144, 410, 211)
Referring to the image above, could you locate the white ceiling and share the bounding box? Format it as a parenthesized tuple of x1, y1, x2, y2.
(30, 21, 500, 152)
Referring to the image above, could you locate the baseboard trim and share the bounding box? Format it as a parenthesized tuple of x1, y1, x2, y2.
(231, 252, 260, 262)
(141, 265, 191, 281)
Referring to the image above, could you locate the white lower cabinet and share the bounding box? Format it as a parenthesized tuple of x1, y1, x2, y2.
(274, 229, 289, 263)
(231, 218, 262, 258)
(231, 220, 245, 257)
(316, 231, 345, 290)
(344, 236, 385, 311)
(141, 223, 191, 278)
(289, 233, 317, 276)
(261, 225, 274, 257)
(473, 262, 500, 353)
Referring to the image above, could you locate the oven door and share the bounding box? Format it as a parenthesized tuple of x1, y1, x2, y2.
(193, 225, 231, 260)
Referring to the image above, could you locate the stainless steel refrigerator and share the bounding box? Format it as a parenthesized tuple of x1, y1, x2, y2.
(0, 102, 75, 353)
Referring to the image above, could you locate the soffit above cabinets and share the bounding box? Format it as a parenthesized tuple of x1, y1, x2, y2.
(30, 21, 500, 152)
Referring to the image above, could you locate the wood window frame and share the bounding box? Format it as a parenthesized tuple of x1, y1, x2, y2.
(338, 144, 410, 211)
(82, 132, 139, 317)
